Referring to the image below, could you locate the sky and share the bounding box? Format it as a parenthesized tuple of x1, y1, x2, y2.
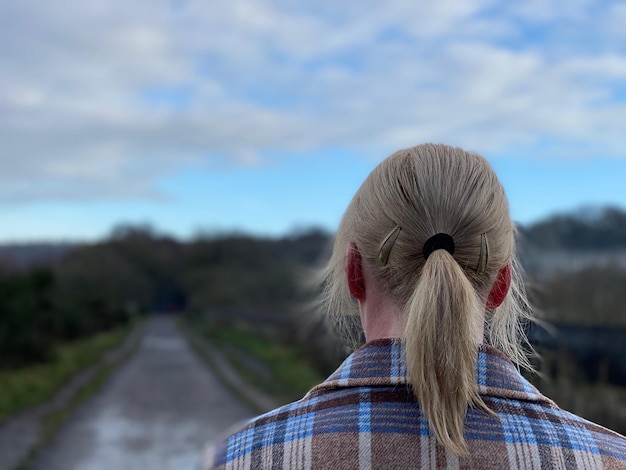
(1, 0, 625, 242)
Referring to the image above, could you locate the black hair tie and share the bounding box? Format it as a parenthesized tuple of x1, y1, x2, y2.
(423, 233, 455, 260)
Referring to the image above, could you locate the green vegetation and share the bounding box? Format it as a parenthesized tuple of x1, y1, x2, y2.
(0, 226, 329, 371)
(0, 264, 134, 369)
(0, 268, 57, 367)
(0, 325, 131, 422)
(185, 314, 324, 403)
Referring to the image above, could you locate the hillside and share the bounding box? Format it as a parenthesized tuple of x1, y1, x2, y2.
(519, 206, 626, 278)
(0, 243, 77, 271)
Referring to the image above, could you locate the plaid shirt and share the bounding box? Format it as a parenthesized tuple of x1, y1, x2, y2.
(204, 339, 626, 469)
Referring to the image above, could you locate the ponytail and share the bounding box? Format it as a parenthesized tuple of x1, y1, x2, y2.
(404, 249, 490, 455)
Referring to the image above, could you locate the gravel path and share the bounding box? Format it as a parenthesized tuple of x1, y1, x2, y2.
(28, 315, 257, 470)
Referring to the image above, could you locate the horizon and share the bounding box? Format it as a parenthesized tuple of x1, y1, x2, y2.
(1, 1, 625, 243)
(2, 201, 625, 246)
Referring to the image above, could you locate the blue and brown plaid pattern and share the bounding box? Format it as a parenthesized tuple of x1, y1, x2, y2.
(204, 339, 626, 469)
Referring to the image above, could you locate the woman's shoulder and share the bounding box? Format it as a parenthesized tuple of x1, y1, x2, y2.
(201, 397, 315, 470)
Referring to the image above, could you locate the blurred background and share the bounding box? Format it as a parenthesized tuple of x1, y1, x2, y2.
(1, 0, 625, 468)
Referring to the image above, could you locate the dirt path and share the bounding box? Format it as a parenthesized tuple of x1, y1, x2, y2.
(28, 315, 256, 470)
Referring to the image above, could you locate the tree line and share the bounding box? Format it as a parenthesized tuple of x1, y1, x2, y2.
(0, 225, 329, 368)
(1, 206, 626, 372)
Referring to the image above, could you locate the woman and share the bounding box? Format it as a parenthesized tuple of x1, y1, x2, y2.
(204, 144, 626, 469)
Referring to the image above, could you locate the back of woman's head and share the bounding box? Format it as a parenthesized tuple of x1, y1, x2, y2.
(318, 143, 533, 454)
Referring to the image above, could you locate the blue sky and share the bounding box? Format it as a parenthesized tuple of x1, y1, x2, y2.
(1, 0, 625, 242)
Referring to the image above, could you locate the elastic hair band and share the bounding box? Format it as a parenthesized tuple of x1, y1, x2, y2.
(423, 233, 455, 260)
(378, 225, 402, 265)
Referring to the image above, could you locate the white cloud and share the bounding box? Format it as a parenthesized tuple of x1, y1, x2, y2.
(0, 0, 624, 203)
(607, 3, 626, 39)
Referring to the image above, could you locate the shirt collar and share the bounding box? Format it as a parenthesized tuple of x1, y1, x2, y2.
(308, 338, 550, 404)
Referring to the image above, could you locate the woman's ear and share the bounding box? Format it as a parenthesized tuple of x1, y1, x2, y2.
(345, 243, 365, 301)
(486, 264, 511, 310)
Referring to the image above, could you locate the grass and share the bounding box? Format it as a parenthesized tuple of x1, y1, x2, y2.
(0, 324, 132, 423)
(185, 315, 324, 403)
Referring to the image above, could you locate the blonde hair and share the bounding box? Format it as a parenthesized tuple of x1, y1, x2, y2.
(318, 143, 534, 454)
